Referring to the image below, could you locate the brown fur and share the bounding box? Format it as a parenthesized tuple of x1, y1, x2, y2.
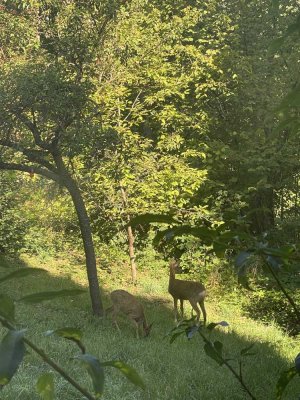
(106, 289, 152, 338)
(168, 259, 207, 325)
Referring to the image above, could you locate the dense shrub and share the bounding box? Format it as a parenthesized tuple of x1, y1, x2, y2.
(242, 288, 300, 336)
(0, 173, 28, 254)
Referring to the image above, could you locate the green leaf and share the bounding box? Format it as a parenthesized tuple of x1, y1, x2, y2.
(185, 325, 199, 339)
(266, 255, 283, 271)
(0, 329, 26, 386)
(262, 246, 294, 258)
(276, 367, 298, 399)
(235, 252, 254, 291)
(169, 330, 185, 344)
(206, 321, 229, 331)
(129, 213, 178, 226)
(152, 229, 171, 246)
(75, 354, 104, 398)
(0, 268, 46, 284)
(36, 373, 54, 400)
(213, 240, 228, 258)
(19, 289, 86, 303)
(188, 226, 216, 243)
(164, 319, 193, 341)
(45, 327, 83, 341)
(0, 294, 15, 322)
(45, 328, 85, 353)
(102, 360, 145, 390)
(235, 251, 252, 268)
(203, 342, 224, 366)
(153, 225, 216, 246)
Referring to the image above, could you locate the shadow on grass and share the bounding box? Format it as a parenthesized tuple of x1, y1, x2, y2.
(0, 254, 299, 400)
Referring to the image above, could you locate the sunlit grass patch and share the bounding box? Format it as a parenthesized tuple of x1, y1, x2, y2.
(0, 254, 299, 399)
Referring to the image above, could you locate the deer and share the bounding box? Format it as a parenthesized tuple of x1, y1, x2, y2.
(106, 289, 153, 339)
(168, 259, 207, 325)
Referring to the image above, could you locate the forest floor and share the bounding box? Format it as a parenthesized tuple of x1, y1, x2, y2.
(0, 254, 299, 400)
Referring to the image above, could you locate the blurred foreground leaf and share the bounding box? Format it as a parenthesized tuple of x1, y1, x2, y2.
(19, 289, 86, 303)
(0, 329, 26, 386)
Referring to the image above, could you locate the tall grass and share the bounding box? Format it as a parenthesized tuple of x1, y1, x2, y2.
(0, 254, 299, 400)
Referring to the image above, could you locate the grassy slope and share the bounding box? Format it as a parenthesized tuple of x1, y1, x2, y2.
(0, 254, 299, 400)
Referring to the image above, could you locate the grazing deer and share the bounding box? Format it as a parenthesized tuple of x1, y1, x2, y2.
(106, 289, 153, 339)
(168, 259, 207, 325)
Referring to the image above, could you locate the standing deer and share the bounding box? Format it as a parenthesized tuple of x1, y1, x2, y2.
(106, 289, 153, 339)
(168, 259, 207, 325)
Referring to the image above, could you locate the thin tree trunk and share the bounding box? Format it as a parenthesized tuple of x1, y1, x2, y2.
(120, 185, 137, 284)
(127, 224, 137, 284)
(53, 153, 103, 316)
(249, 188, 275, 234)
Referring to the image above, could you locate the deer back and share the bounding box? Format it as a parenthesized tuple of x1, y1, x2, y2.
(110, 289, 146, 323)
(169, 278, 206, 300)
(168, 260, 206, 301)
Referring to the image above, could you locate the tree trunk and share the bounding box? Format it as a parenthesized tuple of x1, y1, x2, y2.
(120, 186, 137, 284)
(127, 224, 137, 284)
(249, 188, 275, 235)
(54, 153, 104, 316)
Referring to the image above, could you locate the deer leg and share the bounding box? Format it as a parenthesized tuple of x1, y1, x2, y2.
(189, 300, 200, 325)
(174, 298, 179, 323)
(134, 321, 140, 339)
(180, 299, 184, 320)
(191, 308, 195, 321)
(113, 318, 121, 332)
(111, 309, 121, 332)
(199, 300, 207, 326)
(105, 306, 113, 316)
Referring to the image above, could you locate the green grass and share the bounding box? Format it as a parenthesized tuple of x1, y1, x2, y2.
(0, 254, 299, 400)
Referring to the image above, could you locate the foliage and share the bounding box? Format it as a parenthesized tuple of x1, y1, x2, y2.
(168, 318, 300, 400)
(0, 264, 145, 399)
(0, 172, 28, 254)
(242, 288, 300, 336)
(132, 211, 300, 327)
(0, 0, 300, 398)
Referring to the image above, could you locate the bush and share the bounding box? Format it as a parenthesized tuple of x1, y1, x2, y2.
(0, 173, 28, 254)
(242, 288, 300, 336)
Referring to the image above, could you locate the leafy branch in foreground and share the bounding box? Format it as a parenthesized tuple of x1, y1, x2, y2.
(133, 213, 300, 398)
(167, 319, 300, 400)
(0, 267, 145, 398)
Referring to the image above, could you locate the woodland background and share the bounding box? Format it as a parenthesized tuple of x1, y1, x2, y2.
(0, 1, 300, 399)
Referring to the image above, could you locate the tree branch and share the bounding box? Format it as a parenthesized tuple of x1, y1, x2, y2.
(0, 317, 97, 400)
(51, 116, 76, 149)
(14, 113, 51, 150)
(123, 90, 143, 122)
(0, 139, 57, 172)
(0, 161, 62, 184)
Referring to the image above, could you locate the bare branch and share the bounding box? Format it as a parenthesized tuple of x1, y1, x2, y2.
(123, 90, 143, 122)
